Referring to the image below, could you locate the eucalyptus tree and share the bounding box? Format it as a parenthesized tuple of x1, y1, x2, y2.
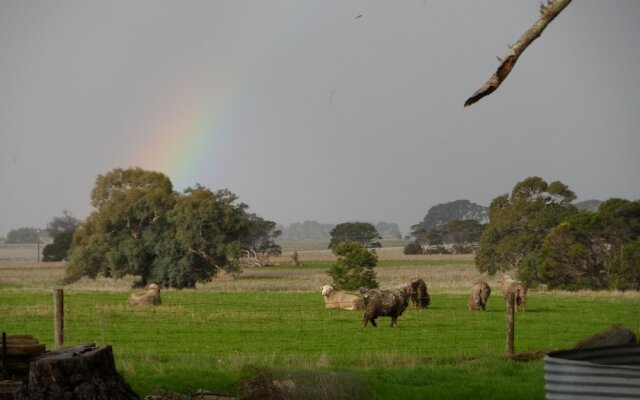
(65, 168, 176, 285)
(475, 177, 577, 285)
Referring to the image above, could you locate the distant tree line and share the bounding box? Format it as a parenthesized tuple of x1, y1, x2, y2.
(405, 200, 487, 255)
(279, 221, 401, 240)
(4, 227, 43, 244)
(403, 178, 639, 291)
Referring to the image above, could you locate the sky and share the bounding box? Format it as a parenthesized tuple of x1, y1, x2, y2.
(1, 1, 639, 238)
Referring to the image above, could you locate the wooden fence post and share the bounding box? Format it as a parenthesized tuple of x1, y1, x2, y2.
(1, 332, 6, 379)
(54, 288, 64, 349)
(506, 291, 515, 356)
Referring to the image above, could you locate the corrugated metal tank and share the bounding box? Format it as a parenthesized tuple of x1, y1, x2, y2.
(544, 344, 640, 400)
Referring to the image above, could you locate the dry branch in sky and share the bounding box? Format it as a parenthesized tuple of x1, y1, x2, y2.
(464, 0, 572, 107)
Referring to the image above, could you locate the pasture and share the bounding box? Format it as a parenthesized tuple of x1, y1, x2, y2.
(1, 245, 639, 399)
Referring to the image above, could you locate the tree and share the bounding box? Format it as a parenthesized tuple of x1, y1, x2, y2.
(375, 222, 401, 239)
(45, 210, 80, 238)
(412, 200, 487, 235)
(541, 199, 640, 290)
(66, 168, 280, 289)
(65, 168, 176, 286)
(42, 211, 81, 262)
(151, 186, 248, 288)
(42, 231, 74, 262)
(475, 177, 577, 285)
(281, 221, 334, 240)
(442, 219, 484, 254)
(6, 227, 41, 244)
(403, 241, 423, 255)
(327, 242, 379, 291)
(328, 222, 381, 249)
(241, 213, 282, 266)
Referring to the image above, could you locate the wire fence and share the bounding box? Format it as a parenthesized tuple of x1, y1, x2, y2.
(2, 289, 639, 368)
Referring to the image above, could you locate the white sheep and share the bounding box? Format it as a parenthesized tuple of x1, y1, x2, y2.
(321, 285, 365, 311)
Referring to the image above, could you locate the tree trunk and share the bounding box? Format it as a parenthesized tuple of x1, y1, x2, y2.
(17, 343, 139, 400)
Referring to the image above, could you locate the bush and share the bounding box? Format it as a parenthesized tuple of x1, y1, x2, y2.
(327, 242, 379, 291)
(403, 241, 423, 255)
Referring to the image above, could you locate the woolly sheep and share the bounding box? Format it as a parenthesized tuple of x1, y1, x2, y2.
(127, 283, 161, 306)
(360, 287, 409, 328)
(498, 274, 527, 312)
(321, 285, 365, 311)
(408, 277, 431, 309)
(468, 279, 491, 311)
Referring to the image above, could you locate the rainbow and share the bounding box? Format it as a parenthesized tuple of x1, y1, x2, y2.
(131, 84, 234, 192)
(130, 3, 323, 192)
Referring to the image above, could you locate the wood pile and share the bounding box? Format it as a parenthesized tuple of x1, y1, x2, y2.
(1, 334, 46, 400)
(1, 334, 45, 378)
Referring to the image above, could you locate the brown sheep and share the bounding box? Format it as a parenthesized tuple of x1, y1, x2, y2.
(498, 274, 527, 312)
(127, 283, 161, 306)
(468, 279, 491, 311)
(360, 287, 409, 328)
(321, 285, 365, 310)
(408, 277, 431, 309)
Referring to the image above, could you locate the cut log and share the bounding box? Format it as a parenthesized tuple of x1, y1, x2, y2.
(0, 344, 46, 357)
(17, 343, 139, 400)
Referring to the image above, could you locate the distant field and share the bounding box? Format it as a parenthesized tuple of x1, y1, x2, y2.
(1, 246, 639, 399)
(0, 243, 42, 262)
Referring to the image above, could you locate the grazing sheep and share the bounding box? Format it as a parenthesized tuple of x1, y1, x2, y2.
(321, 285, 365, 310)
(408, 277, 431, 309)
(360, 287, 409, 328)
(127, 283, 161, 306)
(498, 274, 527, 312)
(468, 279, 491, 311)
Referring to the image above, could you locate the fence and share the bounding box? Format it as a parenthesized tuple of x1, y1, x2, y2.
(2, 288, 638, 369)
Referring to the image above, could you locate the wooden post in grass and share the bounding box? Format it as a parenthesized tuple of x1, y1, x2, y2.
(1, 332, 6, 379)
(54, 288, 64, 349)
(506, 292, 515, 355)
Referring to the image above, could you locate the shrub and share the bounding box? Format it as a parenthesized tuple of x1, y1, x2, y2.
(327, 242, 378, 291)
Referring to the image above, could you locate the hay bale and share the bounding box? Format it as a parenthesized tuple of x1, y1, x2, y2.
(127, 284, 161, 307)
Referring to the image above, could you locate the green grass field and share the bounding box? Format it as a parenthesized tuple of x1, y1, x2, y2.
(1, 281, 638, 399)
(0, 246, 638, 399)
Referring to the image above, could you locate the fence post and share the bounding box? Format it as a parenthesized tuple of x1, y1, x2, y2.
(506, 291, 515, 356)
(54, 289, 64, 349)
(1, 332, 6, 379)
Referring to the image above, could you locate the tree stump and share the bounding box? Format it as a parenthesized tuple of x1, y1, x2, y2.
(17, 343, 139, 400)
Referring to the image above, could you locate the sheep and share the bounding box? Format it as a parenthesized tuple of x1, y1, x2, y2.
(321, 285, 365, 310)
(408, 277, 431, 309)
(127, 283, 161, 306)
(359, 287, 409, 328)
(498, 274, 527, 312)
(468, 279, 491, 311)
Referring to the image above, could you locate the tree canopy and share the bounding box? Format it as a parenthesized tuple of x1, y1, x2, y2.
(328, 222, 381, 249)
(327, 241, 379, 291)
(42, 211, 81, 262)
(475, 177, 577, 284)
(65, 167, 279, 289)
(5, 227, 41, 244)
(412, 200, 487, 234)
(541, 199, 640, 290)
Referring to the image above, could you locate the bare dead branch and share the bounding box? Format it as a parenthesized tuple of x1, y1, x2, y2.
(464, 0, 572, 107)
